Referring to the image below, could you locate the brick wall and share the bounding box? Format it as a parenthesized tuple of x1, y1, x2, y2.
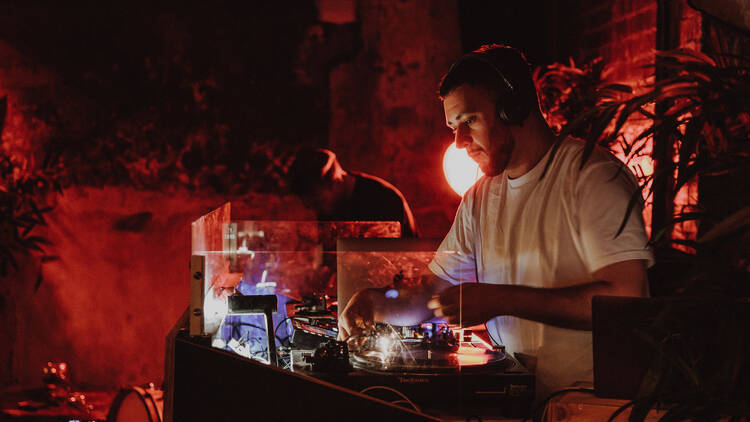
(572, 0, 703, 241)
(577, 0, 657, 86)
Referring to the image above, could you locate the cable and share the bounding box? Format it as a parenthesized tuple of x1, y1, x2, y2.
(274, 317, 291, 336)
(229, 320, 291, 347)
(231, 321, 266, 331)
(389, 399, 419, 412)
(359, 385, 421, 413)
(223, 319, 293, 368)
(275, 334, 291, 347)
(230, 322, 264, 342)
(274, 317, 293, 347)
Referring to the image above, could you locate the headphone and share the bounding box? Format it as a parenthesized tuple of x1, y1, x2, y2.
(447, 50, 532, 126)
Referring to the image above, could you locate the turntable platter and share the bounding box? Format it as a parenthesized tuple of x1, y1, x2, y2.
(350, 345, 511, 374)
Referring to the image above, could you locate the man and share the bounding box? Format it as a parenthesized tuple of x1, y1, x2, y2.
(339, 44, 653, 399)
(288, 147, 419, 238)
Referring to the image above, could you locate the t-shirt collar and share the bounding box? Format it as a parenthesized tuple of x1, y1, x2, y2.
(506, 144, 555, 189)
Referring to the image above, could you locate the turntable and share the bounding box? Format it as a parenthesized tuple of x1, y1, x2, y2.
(293, 321, 534, 419)
(346, 322, 511, 374)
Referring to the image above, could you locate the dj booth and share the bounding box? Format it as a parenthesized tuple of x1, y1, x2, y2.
(163, 202, 534, 421)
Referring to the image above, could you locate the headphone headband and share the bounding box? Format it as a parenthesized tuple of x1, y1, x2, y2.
(455, 52, 516, 95)
(446, 49, 531, 125)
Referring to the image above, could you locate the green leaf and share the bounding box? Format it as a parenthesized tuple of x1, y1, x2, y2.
(34, 270, 43, 291)
(21, 223, 36, 237)
(599, 83, 632, 94)
(23, 235, 51, 246)
(23, 241, 44, 253)
(615, 188, 643, 238)
(671, 238, 699, 249)
(698, 206, 750, 244)
(581, 105, 619, 169)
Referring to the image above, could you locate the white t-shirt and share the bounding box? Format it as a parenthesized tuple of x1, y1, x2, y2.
(428, 137, 653, 398)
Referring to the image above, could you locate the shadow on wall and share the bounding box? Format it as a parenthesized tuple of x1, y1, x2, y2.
(9, 186, 311, 389)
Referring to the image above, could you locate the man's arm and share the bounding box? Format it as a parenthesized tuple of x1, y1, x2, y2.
(428, 259, 649, 330)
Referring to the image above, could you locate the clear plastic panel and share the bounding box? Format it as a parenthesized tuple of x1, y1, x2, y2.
(188, 203, 501, 375)
(198, 247, 461, 368)
(187, 205, 533, 417)
(190, 202, 404, 359)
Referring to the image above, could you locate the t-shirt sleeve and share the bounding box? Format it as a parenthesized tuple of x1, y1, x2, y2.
(576, 159, 654, 274)
(428, 189, 479, 285)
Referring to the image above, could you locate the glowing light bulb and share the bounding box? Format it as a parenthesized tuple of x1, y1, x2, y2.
(443, 141, 483, 196)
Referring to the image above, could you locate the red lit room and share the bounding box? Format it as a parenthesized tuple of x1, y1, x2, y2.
(1, 1, 748, 421)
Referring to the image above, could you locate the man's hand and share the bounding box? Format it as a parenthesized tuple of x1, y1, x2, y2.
(427, 283, 500, 327)
(338, 276, 452, 340)
(338, 289, 376, 340)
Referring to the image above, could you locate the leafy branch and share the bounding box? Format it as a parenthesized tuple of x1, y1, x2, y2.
(0, 96, 62, 281)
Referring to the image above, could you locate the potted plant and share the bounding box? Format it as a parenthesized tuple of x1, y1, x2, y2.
(534, 48, 750, 420)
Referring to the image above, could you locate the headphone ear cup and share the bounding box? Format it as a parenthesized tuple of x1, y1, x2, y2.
(500, 97, 529, 125)
(496, 99, 526, 125)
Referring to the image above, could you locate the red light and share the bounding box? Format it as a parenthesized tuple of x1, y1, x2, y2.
(455, 346, 491, 366)
(443, 142, 483, 196)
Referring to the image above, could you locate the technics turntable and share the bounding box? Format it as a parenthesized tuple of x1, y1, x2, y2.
(346, 323, 511, 373)
(293, 322, 534, 418)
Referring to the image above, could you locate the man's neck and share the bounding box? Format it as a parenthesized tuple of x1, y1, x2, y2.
(506, 113, 556, 179)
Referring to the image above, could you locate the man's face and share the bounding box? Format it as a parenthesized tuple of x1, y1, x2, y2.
(443, 84, 514, 176)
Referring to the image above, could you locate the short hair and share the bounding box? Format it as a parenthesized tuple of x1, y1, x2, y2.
(438, 44, 538, 115)
(287, 148, 346, 195)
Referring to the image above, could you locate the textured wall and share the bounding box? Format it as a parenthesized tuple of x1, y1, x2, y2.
(329, 0, 463, 239)
(0, 39, 59, 168)
(575, 0, 658, 86)
(8, 187, 308, 388)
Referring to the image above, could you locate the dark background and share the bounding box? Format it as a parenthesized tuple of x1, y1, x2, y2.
(0, 0, 724, 393)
